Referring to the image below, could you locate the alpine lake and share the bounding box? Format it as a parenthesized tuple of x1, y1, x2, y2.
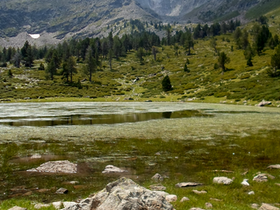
(0, 102, 280, 210)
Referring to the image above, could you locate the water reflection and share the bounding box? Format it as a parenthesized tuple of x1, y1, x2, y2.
(0, 110, 211, 127)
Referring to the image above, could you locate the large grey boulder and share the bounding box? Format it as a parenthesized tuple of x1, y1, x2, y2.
(63, 177, 174, 210)
(27, 160, 77, 173)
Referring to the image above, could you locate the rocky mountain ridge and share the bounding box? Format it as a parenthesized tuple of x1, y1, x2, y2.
(0, 0, 278, 47)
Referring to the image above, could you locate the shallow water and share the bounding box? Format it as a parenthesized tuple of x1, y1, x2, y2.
(0, 102, 279, 204)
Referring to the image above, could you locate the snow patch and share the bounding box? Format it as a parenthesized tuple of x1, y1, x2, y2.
(29, 34, 40, 39)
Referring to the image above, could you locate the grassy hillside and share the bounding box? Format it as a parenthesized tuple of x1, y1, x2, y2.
(1, 10, 280, 106)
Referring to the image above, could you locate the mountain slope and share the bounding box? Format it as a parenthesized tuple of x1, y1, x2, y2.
(0, 0, 280, 46)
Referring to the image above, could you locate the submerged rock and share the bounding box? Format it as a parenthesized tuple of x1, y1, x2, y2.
(102, 165, 127, 173)
(176, 182, 203, 188)
(62, 177, 174, 210)
(27, 160, 77, 173)
(213, 177, 233, 185)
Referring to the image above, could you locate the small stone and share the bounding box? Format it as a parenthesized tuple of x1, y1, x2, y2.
(8, 207, 27, 210)
(56, 188, 68, 194)
(213, 177, 233, 185)
(166, 195, 177, 202)
(268, 164, 280, 169)
(205, 202, 213, 209)
(37, 189, 50, 193)
(34, 203, 51, 209)
(275, 183, 280, 187)
(176, 182, 203, 188)
(63, 202, 77, 208)
(69, 181, 79, 184)
(253, 174, 268, 182)
(151, 173, 164, 182)
(210, 198, 223, 202)
(241, 179, 250, 186)
(190, 208, 205, 210)
(102, 165, 127, 173)
(149, 184, 166, 191)
(193, 190, 207, 194)
(52, 201, 62, 209)
(258, 203, 280, 210)
(180, 197, 190, 202)
(30, 154, 42, 159)
(155, 152, 161, 156)
(251, 203, 259, 209)
(248, 191, 255, 195)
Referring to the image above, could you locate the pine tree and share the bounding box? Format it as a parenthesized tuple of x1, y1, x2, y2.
(46, 58, 56, 80)
(84, 47, 96, 82)
(67, 56, 76, 83)
(184, 63, 190, 73)
(162, 75, 172, 92)
(218, 52, 230, 74)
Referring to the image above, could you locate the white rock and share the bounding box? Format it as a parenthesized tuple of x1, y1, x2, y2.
(166, 195, 177, 202)
(241, 179, 250, 186)
(63, 202, 77, 208)
(27, 160, 77, 173)
(102, 165, 127, 173)
(34, 203, 51, 209)
(180, 197, 190, 202)
(8, 207, 27, 210)
(30, 154, 42, 159)
(151, 173, 164, 181)
(193, 190, 207, 194)
(205, 202, 213, 208)
(267, 164, 280, 169)
(251, 203, 259, 209)
(213, 177, 233, 185)
(52, 201, 63, 209)
(253, 174, 268, 182)
(248, 191, 255, 195)
(258, 203, 280, 210)
(190, 208, 205, 210)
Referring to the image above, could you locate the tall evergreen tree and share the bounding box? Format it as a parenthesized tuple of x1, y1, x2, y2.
(162, 75, 172, 91)
(84, 46, 96, 82)
(218, 52, 230, 74)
